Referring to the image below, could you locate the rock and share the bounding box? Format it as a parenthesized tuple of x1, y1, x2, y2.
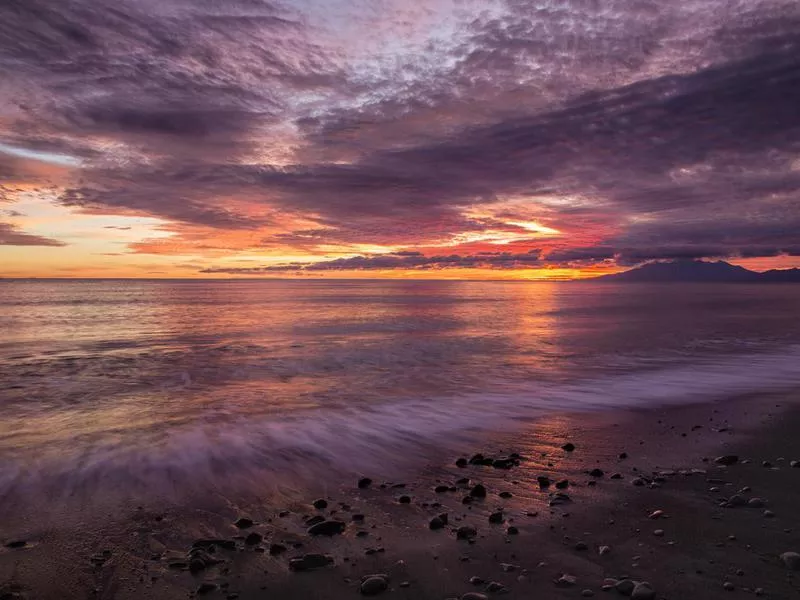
(4, 540, 26, 549)
(456, 458, 468, 468)
(485, 581, 506, 592)
(193, 539, 236, 551)
(631, 583, 656, 600)
(488, 511, 504, 524)
(307, 520, 346, 536)
(492, 458, 515, 469)
(469, 484, 487, 498)
(435, 485, 450, 493)
(631, 478, 646, 487)
(313, 498, 328, 509)
(268, 543, 287, 555)
(555, 479, 569, 489)
(648, 510, 664, 519)
(582, 590, 595, 597)
(358, 477, 373, 489)
(615, 579, 635, 596)
(305, 515, 325, 526)
(469, 454, 485, 465)
(574, 541, 588, 551)
(506, 526, 518, 535)
(469, 576, 485, 585)
(727, 494, 747, 507)
(555, 574, 577, 587)
(748, 498, 765, 508)
(755, 588, 765, 596)
(548, 492, 571, 506)
(360, 575, 389, 596)
(234, 517, 254, 529)
(429, 516, 446, 530)
(352, 514, 365, 522)
(599, 545, 611, 556)
(460, 594, 488, 600)
(619, 452, 628, 459)
(197, 583, 218, 595)
(653, 529, 665, 537)
(762, 461, 773, 468)
(244, 532, 263, 545)
(189, 558, 206, 573)
(763, 509, 776, 518)
(289, 553, 333, 571)
(589, 468, 604, 477)
(780, 551, 800, 570)
(456, 526, 478, 540)
(562, 443, 575, 452)
(723, 582, 735, 591)
(457, 477, 471, 485)
(715, 455, 739, 466)
(790, 460, 799, 468)
(397, 495, 412, 504)
(499, 491, 513, 498)
(610, 473, 623, 479)
(399, 582, 410, 588)
(537, 476, 551, 489)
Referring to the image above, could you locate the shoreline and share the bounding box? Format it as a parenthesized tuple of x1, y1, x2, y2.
(2, 391, 800, 599)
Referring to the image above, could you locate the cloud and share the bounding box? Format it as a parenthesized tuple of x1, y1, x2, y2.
(0, 222, 65, 246)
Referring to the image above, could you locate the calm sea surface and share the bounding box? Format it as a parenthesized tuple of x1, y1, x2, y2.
(2, 279, 800, 507)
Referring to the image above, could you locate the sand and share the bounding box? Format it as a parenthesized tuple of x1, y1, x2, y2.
(2, 391, 800, 600)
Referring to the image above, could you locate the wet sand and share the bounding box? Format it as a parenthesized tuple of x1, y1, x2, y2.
(2, 391, 800, 600)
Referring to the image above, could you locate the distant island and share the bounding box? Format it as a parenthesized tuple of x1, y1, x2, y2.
(589, 259, 800, 283)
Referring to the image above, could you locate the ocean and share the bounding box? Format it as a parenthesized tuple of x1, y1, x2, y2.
(2, 279, 800, 514)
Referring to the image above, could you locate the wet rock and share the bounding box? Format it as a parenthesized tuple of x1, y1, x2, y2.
(715, 455, 739, 466)
(589, 468, 604, 477)
(358, 477, 373, 489)
(244, 532, 263, 546)
(485, 581, 506, 593)
(780, 551, 800, 570)
(631, 582, 656, 600)
(268, 543, 287, 556)
(307, 520, 346, 536)
(488, 511, 504, 524)
(456, 526, 478, 540)
(555, 574, 577, 587)
(615, 579, 635, 596)
(313, 499, 328, 509)
(360, 574, 389, 596)
(234, 518, 254, 529)
(469, 484, 487, 498)
(762, 461, 773, 468)
(548, 492, 571, 506)
(555, 479, 569, 489)
(289, 553, 333, 571)
(197, 583, 218, 595)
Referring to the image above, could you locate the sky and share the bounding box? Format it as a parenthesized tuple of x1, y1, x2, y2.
(1, 0, 799, 279)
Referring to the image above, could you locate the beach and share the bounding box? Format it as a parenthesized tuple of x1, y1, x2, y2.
(2, 390, 799, 600)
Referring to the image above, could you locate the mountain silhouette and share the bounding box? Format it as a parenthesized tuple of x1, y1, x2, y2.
(590, 260, 800, 282)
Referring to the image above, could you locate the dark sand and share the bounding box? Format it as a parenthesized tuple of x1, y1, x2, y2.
(2, 392, 800, 600)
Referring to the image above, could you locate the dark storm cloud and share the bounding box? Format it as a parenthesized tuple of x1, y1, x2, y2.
(200, 249, 542, 273)
(0, 222, 65, 246)
(2, 0, 800, 264)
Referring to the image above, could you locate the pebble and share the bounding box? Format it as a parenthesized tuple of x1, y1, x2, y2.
(648, 510, 665, 519)
(429, 516, 446, 530)
(574, 541, 588, 551)
(599, 545, 611, 556)
(723, 582, 735, 591)
(615, 580, 635, 595)
(488, 511, 504, 524)
(234, 518, 254, 529)
(469, 576, 485, 585)
(360, 574, 389, 596)
(269, 543, 287, 555)
(631, 582, 656, 600)
(469, 484, 487, 498)
(555, 479, 570, 489)
(358, 477, 373, 489)
(610, 473, 623, 479)
(499, 491, 513, 498)
(790, 460, 799, 468)
(485, 582, 506, 593)
(589, 468, 604, 477)
(715, 455, 739, 466)
(244, 532, 262, 546)
(398, 495, 412, 504)
(562, 443, 576, 452)
(289, 553, 332, 571)
(307, 520, 346, 536)
(763, 509, 776, 518)
(581, 590, 595, 597)
(456, 458, 468, 468)
(748, 498, 765, 508)
(435, 485, 450, 493)
(537, 476, 552, 489)
(456, 526, 478, 540)
(780, 551, 800, 570)
(313, 499, 328, 509)
(4, 540, 26, 549)
(506, 526, 518, 535)
(548, 492, 571, 506)
(196, 583, 218, 595)
(555, 574, 577, 587)
(460, 594, 488, 600)
(653, 529, 665, 537)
